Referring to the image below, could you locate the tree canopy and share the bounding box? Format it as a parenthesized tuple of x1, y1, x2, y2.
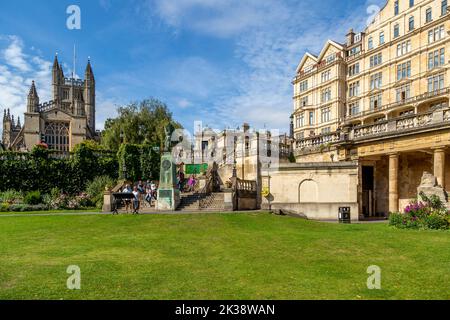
(101, 98, 182, 151)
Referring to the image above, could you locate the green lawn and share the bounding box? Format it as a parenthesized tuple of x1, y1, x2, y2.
(0, 209, 101, 215)
(0, 212, 449, 300)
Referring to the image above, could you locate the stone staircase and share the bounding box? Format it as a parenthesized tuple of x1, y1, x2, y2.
(177, 192, 225, 212)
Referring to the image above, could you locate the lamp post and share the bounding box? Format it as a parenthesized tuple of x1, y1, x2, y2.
(122, 162, 128, 181)
(267, 160, 272, 211)
(232, 135, 237, 178)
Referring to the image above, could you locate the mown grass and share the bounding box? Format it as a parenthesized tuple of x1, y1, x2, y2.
(0, 212, 449, 300)
(0, 209, 101, 215)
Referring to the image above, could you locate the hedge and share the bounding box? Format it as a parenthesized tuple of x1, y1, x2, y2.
(0, 144, 118, 194)
(117, 143, 160, 182)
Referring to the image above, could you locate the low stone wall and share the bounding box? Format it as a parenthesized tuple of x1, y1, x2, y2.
(262, 162, 359, 221)
(268, 202, 359, 221)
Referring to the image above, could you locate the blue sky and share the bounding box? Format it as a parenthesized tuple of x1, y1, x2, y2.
(0, 0, 385, 134)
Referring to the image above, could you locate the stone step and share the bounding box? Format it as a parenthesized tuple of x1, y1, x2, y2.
(177, 192, 225, 212)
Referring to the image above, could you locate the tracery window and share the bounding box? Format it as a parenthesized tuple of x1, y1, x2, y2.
(44, 122, 70, 152)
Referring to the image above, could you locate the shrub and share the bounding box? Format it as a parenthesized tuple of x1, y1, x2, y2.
(24, 191, 42, 205)
(423, 214, 449, 230)
(1, 204, 48, 213)
(390, 193, 450, 230)
(86, 176, 116, 209)
(0, 190, 23, 205)
(0, 142, 118, 195)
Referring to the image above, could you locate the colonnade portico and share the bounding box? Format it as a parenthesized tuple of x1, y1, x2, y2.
(387, 148, 447, 214)
(388, 153, 399, 213)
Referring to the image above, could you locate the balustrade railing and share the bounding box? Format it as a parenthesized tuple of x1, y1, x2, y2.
(353, 122, 387, 138)
(295, 132, 340, 150)
(345, 88, 450, 121)
(295, 106, 450, 149)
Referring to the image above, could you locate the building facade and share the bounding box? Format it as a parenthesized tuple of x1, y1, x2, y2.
(279, 0, 450, 220)
(2, 55, 97, 152)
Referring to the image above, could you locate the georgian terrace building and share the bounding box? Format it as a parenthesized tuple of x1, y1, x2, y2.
(285, 0, 450, 219)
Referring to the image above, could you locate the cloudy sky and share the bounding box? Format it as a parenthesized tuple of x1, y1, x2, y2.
(0, 0, 385, 135)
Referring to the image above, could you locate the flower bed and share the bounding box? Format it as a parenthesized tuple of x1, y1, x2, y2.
(389, 192, 450, 230)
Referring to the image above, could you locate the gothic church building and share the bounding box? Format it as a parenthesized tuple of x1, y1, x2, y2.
(2, 55, 98, 152)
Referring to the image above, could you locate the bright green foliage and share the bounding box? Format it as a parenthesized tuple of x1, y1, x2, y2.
(24, 191, 42, 205)
(0, 141, 118, 194)
(0, 190, 23, 204)
(85, 176, 117, 209)
(101, 98, 181, 151)
(118, 143, 160, 181)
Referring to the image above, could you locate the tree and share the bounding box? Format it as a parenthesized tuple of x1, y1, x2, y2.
(101, 98, 182, 151)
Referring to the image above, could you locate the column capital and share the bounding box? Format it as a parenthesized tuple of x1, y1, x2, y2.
(388, 152, 399, 158)
(432, 147, 446, 152)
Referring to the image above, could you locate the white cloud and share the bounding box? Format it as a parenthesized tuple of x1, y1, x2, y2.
(148, 0, 290, 38)
(2, 35, 31, 72)
(147, 0, 380, 132)
(0, 35, 52, 137)
(177, 98, 192, 109)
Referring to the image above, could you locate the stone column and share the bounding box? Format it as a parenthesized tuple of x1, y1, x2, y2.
(389, 153, 399, 213)
(433, 148, 446, 187)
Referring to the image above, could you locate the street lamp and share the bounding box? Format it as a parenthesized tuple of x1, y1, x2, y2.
(232, 135, 237, 178)
(122, 162, 128, 181)
(267, 161, 272, 211)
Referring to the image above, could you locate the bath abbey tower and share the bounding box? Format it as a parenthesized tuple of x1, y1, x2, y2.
(2, 55, 98, 152)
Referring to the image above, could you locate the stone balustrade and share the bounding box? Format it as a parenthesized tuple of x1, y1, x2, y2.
(344, 88, 450, 122)
(353, 122, 387, 139)
(295, 132, 340, 151)
(294, 106, 450, 152)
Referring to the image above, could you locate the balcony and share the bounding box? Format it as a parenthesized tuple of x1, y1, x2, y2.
(350, 106, 449, 141)
(344, 88, 450, 122)
(294, 105, 450, 154)
(295, 131, 341, 154)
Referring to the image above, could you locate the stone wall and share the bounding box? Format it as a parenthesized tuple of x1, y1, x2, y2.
(263, 162, 359, 220)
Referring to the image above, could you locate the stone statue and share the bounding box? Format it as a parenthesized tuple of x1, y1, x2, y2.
(163, 123, 175, 152)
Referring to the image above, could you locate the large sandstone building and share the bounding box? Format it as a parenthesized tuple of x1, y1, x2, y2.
(266, 0, 450, 220)
(2, 55, 97, 152)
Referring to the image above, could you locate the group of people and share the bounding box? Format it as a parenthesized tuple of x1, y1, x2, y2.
(176, 170, 197, 192)
(121, 180, 158, 213)
(119, 171, 198, 214)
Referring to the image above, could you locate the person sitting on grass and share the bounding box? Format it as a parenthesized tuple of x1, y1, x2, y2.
(132, 186, 140, 214)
